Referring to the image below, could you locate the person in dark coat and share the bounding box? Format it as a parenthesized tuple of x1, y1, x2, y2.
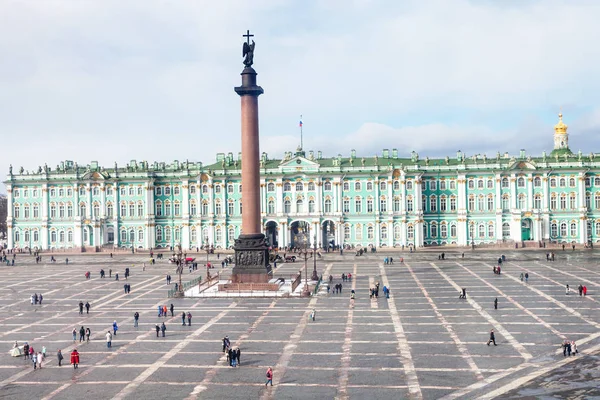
(170, 303, 174, 317)
(160, 322, 167, 337)
(79, 301, 84, 315)
(487, 329, 497, 346)
(57, 349, 64, 366)
(85, 302, 90, 314)
(79, 326, 85, 342)
(494, 298, 498, 310)
(228, 348, 234, 366)
(181, 312, 186, 326)
(155, 324, 160, 337)
(235, 348, 241, 366)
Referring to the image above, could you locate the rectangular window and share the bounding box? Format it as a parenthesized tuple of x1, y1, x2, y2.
(155, 187, 162, 196)
(380, 198, 387, 212)
(343, 199, 350, 213)
(450, 197, 456, 211)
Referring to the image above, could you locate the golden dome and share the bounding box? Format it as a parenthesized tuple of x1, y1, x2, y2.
(554, 113, 568, 135)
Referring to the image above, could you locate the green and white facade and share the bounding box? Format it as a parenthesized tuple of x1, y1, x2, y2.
(5, 114, 600, 250)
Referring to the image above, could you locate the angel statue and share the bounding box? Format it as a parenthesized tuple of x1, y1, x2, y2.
(243, 39, 255, 67)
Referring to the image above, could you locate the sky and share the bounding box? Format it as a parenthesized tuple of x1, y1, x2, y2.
(1, 0, 600, 193)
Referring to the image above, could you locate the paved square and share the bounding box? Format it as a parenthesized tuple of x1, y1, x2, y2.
(0, 249, 599, 399)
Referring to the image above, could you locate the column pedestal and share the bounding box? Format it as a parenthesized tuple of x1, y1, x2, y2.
(231, 233, 272, 283)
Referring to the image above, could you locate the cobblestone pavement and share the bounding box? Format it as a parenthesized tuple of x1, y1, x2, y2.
(0, 249, 598, 399)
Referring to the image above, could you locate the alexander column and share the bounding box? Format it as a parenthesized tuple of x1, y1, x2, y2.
(231, 30, 272, 283)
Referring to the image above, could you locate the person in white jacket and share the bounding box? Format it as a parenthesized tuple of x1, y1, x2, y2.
(106, 331, 112, 349)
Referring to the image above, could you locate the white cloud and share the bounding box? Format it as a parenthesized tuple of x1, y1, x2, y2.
(1, 0, 600, 191)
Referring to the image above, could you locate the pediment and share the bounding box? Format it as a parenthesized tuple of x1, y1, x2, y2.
(279, 156, 320, 172)
(509, 160, 537, 170)
(82, 171, 110, 180)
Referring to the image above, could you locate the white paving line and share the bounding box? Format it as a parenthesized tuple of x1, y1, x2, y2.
(495, 264, 600, 330)
(430, 263, 533, 361)
(261, 262, 333, 400)
(186, 299, 279, 399)
(336, 263, 358, 400)
(478, 340, 600, 400)
(524, 261, 599, 302)
(405, 262, 484, 381)
(379, 263, 423, 400)
(470, 262, 566, 339)
(111, 302, 238, 400)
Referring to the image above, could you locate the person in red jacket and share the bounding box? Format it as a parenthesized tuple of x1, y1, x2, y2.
(70, 349, 80, 369)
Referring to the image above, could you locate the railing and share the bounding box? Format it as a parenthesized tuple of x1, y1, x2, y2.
(291, 272, 302, 292)
(167, 275, 203, 298)
(313, 276, 323, 295)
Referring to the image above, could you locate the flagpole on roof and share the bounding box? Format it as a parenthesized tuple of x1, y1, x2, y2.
(299, 115, 303, 150)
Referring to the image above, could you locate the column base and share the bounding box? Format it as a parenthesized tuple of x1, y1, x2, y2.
(231, 233, 272, 284)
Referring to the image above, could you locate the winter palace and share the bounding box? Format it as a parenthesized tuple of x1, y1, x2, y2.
(4, 113, 600, 250)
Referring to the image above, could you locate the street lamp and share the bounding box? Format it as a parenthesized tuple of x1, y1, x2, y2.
(311, 234, 319, 281)
(300, 231, 311, 297)
(175, 243, 184, 297)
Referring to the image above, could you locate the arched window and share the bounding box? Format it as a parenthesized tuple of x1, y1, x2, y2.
(138, 202, 144, 217)
(324, 181, 332, 191)
(67, 230, 73, 242)
(267, 200, 275, 214)
(393, 180, 400, 190)
(214, 200, 221, 215)
(559, 178, 566, 188)
(93, 203, 100, 217)
(202, 185, 209, 194)
(560, 222, 567, 237)
(156, 226, 163, 241)
(534, 177, 541, 187)
(24, 230, 30, 243)
(296, 182, 303, 191)
(468, 180, 475, 189)
(51, 231, 57, 242)
(107, 203, 114, 218)
(355, 181, 361, 191)
(355, 225, 363, 240)
(324, 199, 332, 213)
(191, 227, 197, 242)
(296, 199, 304, 213)
(138, 230, 144, 242)
(517, 177, 525, 188)
(267, 182, 275, 192)
(478, 179, 484, 189)
(120, 230, 126, 243)
(14, 230, 20, 243)
(33, 204, 39, 218)
(367, 226, 374, 240)
(215, 184, 221, 194)
(596, 221, 600, 236)
(550, 222, 557, 237)
(355, 197, 362, 213)
(344, 225, 351, 240)
(381, 225, 388, 240)
(406, 181, 413, 190)
(487, 195, 494, 210)
(203, 201, 210, 215)
(164, 227, 172, 242)
(190, 185, 196, 194)
(430, 223, 438, 238)
(366, 181, 373, 191)
(501, 177, 509, 188)
(174, 186, 180, 195)
(488, 223, 494, 237)
(228, 227, 236, 243)
(407, 225, 414, 240)
(343, 181, 349, 191)
(120, 203, 127, 217)
(284, 182, 291, 191)
(284, 199, 291, 213)
(308, 182, 315, 191)
(155, 201, 162, 216)
(59, 231, 65, 242)
(393, 197, 401, 212)
(33, 230, 39, 242)
(440, 223, 447, 238)
(215, 227, 222, 243)
(570, 222, 577, 236)
(308, 199, 315, 213)
(394, 224, 401, 240)
(478, 224, 485, 238)
(569, 177, 575, 187)
(380, 181, 387, 191)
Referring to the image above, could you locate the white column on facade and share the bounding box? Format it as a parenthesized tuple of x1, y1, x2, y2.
(457, 174, 467, 246)
(387, 176, 393, 216)
(181, 180, 190, 249)
(336, 179, 342, 214)
(41, 184, 49, 249)
(388, 219, 393, 247)
(276, 178, 283, 216)
(374, 179, 380, 214)
(73, 183, 82, 248)
(316, 179, 322, 215)
(400, 174, 407, 213)
(100, 183, 106, 219)
(495, 174, 503, 240)
(510, 174, 517, 209)
(578, 172, 586, 209)
(146, 180, 155, 249)
(6, 185, 13, 248)
(208, 222, 215, 246)
(87, 183, 92, 220)
(375, 221, 380, 247)
(414, 176, 423, 247)
(527, 173, 534, 209)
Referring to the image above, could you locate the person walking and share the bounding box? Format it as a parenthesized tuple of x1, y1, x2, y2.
(70, 349, 80, 369)
(79, 301, 84, 315)
(57, 349, 64, 367)
(228, 348, 234, 366)
(85, 302, 90, 314)
(31, 352, 37, 370)
(23, 343, 30, 360)
(181, 312, 186, 326)
(37, 351, 43, 369)
(265, 367, 273, 386)
(161, 322, 167, 337)
(85, 327, 91, 343)
(487, 329, 497, 346)
(112, 320, 118, 336)
(79, 326, 85, 342)
(235, 348, 241, 367)
(134, 312, 139, 328)
(187, 312, 192, 326)
(494, 298, 498, 310)
(525, 273, 529, 283)
(170, 303, 174, 317)
(566, 284, 570, 295)
(106, 331, 112, 348)
(72, 328, 77, 342)
(42, 346, 47, 360)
